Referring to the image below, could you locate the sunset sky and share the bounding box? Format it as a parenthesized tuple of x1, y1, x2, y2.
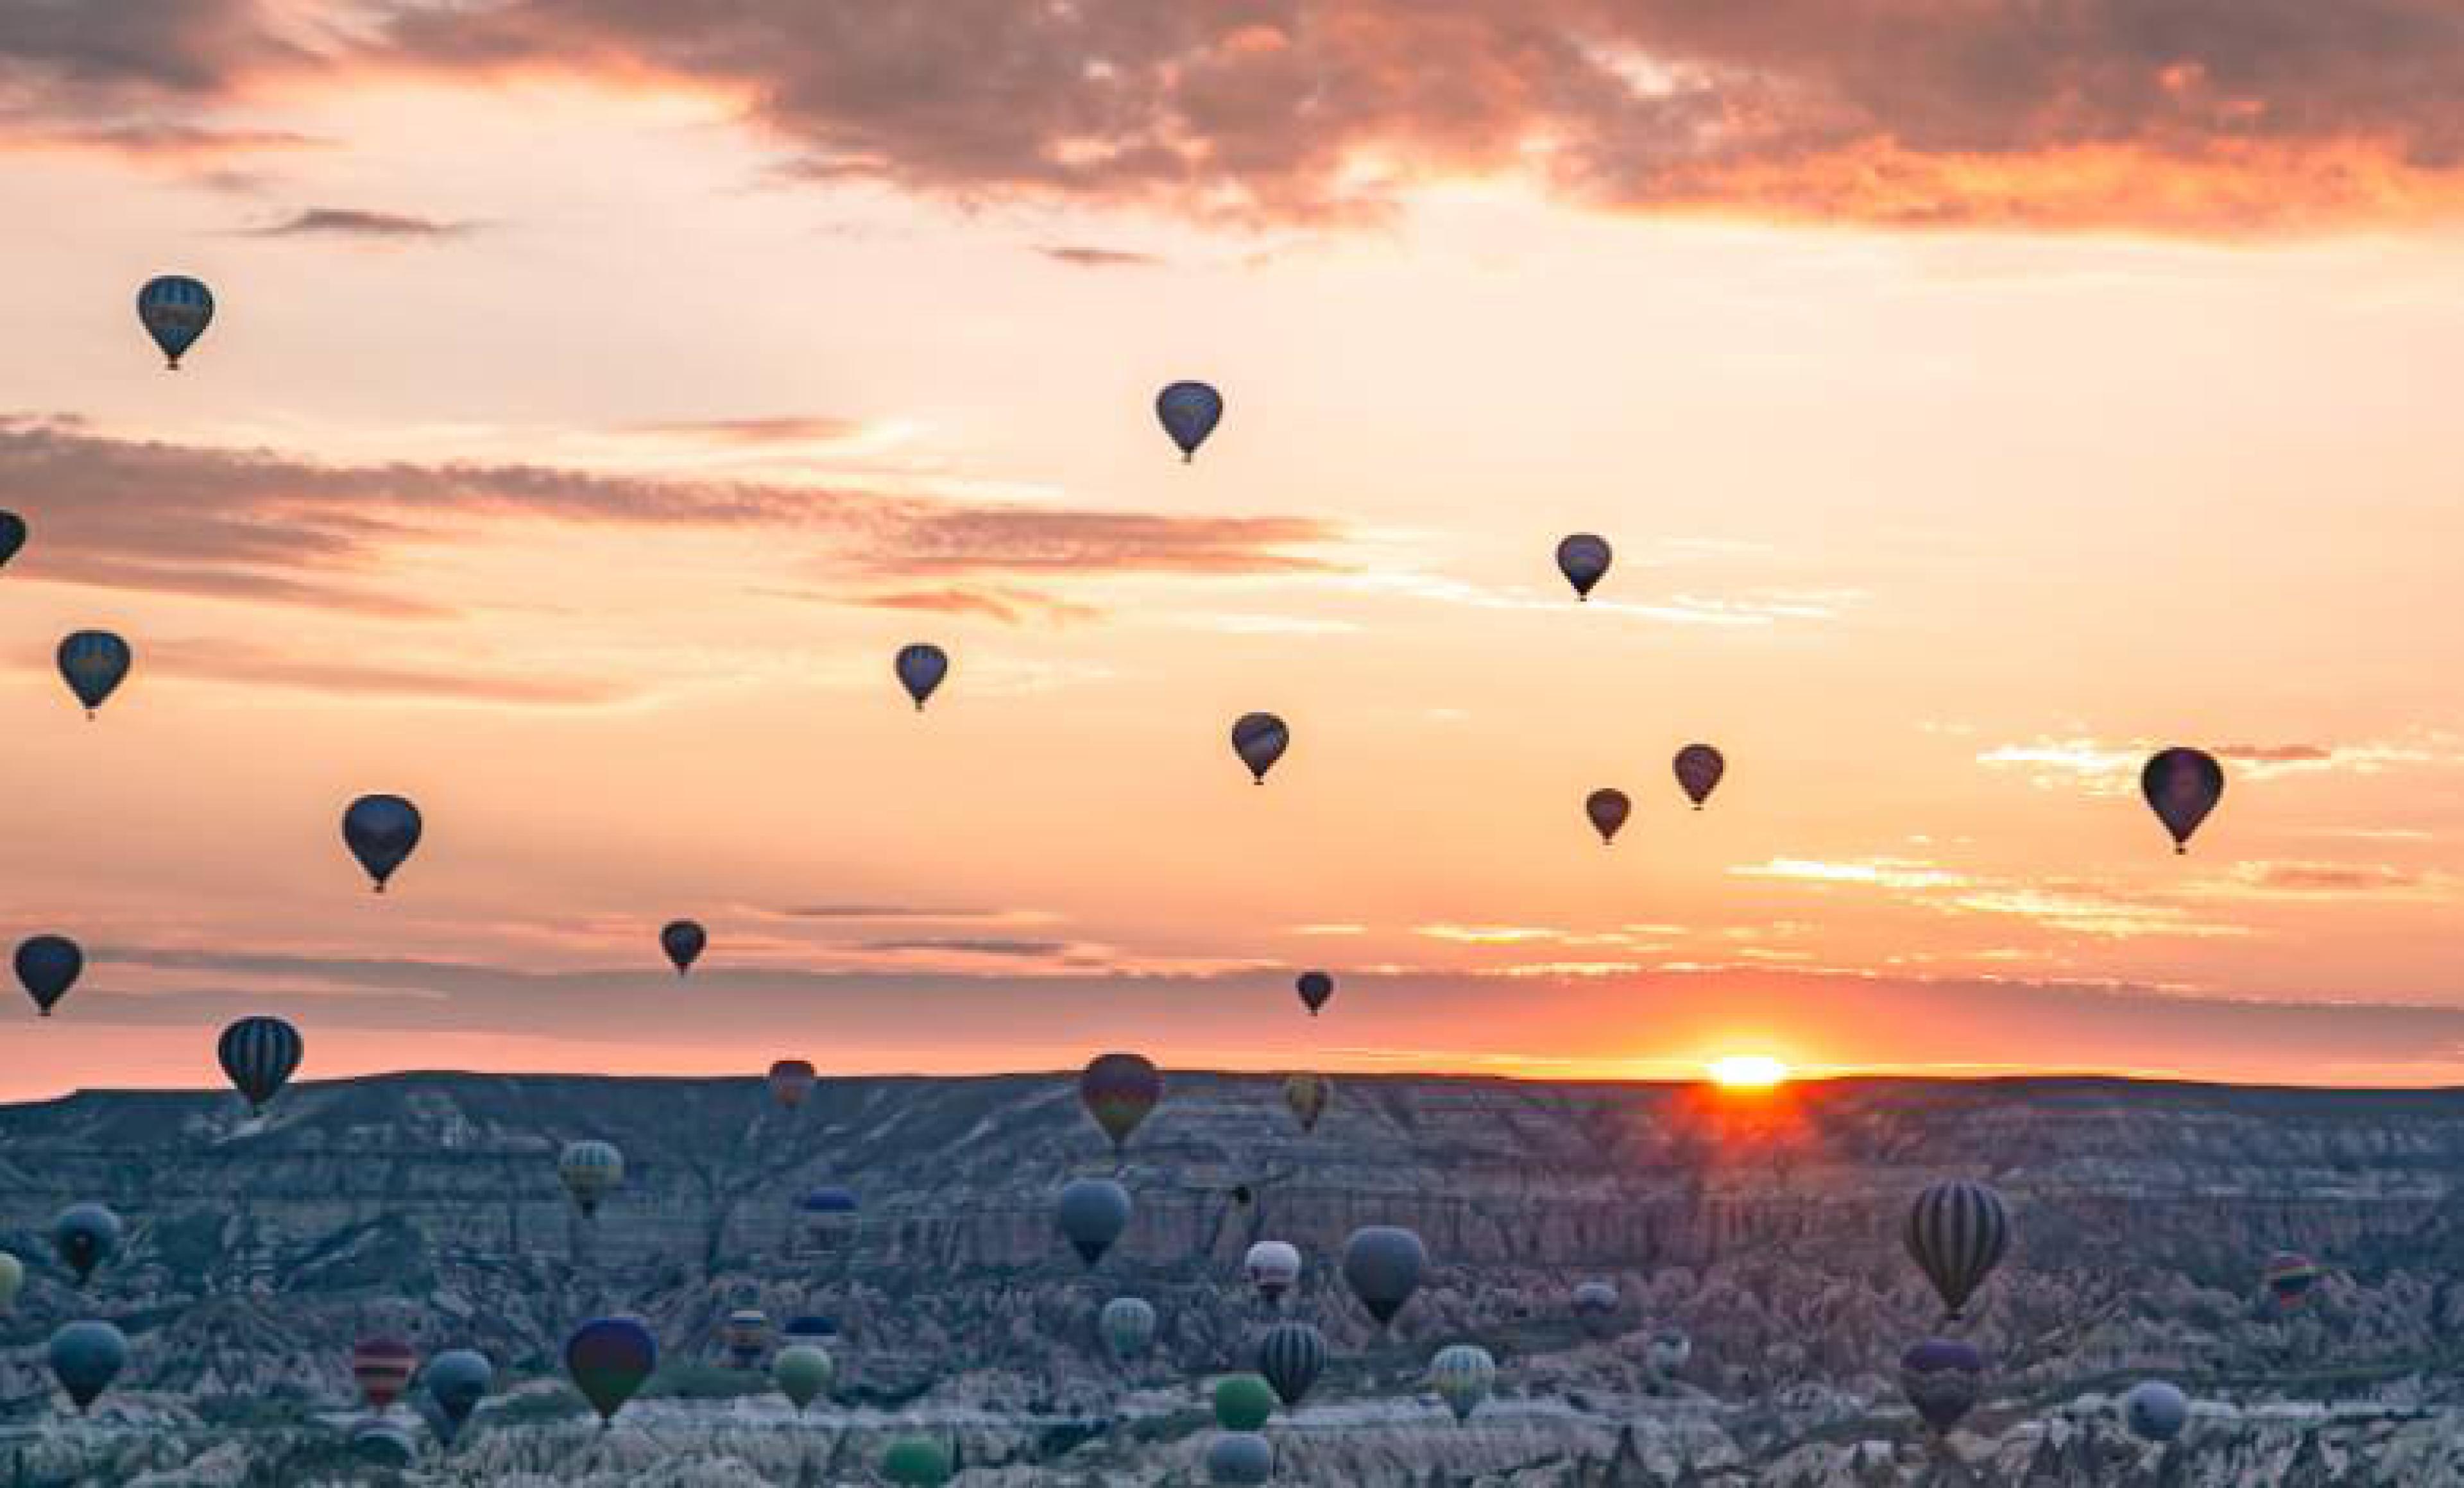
(2, 2, 2461, 1098)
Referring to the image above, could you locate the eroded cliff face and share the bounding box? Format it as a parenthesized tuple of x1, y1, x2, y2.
(4, 1072, 2463, 1484)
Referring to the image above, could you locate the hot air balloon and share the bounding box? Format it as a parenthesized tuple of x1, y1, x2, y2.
(565, 1317, 656, 1426)
(2263, 1250, 2321, 1308)
(774, 1343, 833, 1412)
(1556, 534, 1611, 600)
(1295, 970, 1334, 1016)
(1571, 1281, 1620, 1339)
(2123, 1380, 2189, 1443)
(1899, 1337, 1985, 1435)
(1646, 1327, 1691, 1377)
(1206, 1432, 1275, 1485)
(52, 1204, 121, 1285)
(342, 794, 422, 893)
(1344, 1225, 1428, 1328)
(0, 510, 23, 570)
(15, 934, 82, 1016)
(1257, 1321, 1326, 1409)
(657, 919, 706, 977)
(49, 1321, 127, 1414)
(1215, 1374, 1276, 1432)
(882, 1437, 955, 1486)
(722, 1309, 770, 1368)
(1904, 1179, 2009, 1322)
(1100, 1296, 1156, 1363)
(1244, 1240, 1301, 1306)
(218, 1016, 303, 1115)
(349, 1417, 418, 1467)
(352, 1337, 418, 1411)
(1057, 1178, 1132, 1268)
(1283, 1073, 1331, 1134)
(2141, 748, 2224, 854)
(559, 1140, 624, 1218)
(56, 631, 130, 718)
(424, 1349, 492, 1444)
(799, 1185, 860, 1251)
(1429, 1344, 1496, 1424)
(1673, 744, 1725, 810)
(1079, 1052, 1161, 1152)
(782, 1315, 837, 1342)
(1585, 789, 1630, 845)
(800, 1186, 859, 1215)
(894, 644, 949, 710)
(1156, 381, 1223, 461)
(768, 1059, 816, 1109)
(0, 1253, 22, 1312)
(137, 275, 214, 368)
(1231, 712, 1288, 784)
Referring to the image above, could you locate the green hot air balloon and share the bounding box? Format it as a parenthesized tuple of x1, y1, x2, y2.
(1429, 1343, 1496, 1423)
(773, 1343, 833, 1412)
(1213, 1374, 1277, 1432)
(1100, 1296, 1157, 1363)
(0, 1253, 21, 1312)
(881, 1436, 954, 1486)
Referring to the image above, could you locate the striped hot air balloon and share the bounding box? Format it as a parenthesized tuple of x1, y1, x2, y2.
(1099, 1296, 1156, 1363)
(1256, 1321, 1326, 1410)
(558, 1140, 624, 1217)
(217, 1016, 303, 1115)
(137, 275, 214, 368)
(352, 1337, 418, 1411)
(2263, 1250, 2322, 1308)
(1904, 1179, 2010, 1321)
(1428, 1344, 1496, 1423)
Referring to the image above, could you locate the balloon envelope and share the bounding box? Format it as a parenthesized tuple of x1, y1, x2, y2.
(424, 1349, 493, 1437)
(1213, 1374, 1276, 1432)
(767, 1059, 816, 1109)
(894, 643, 949, 710)
(137, 275, 213, 366)
(559, 1140, 624, 1217)
(1673, 744, 1725, 808)
(349, 1418, 418, 1467)
(881, 1437, 955, 1486)
(1156, 381, 1224, 460)
(1344, 1226, 1428, 1326)
(1230, 712, 1288, 783)
(2142, 748, 2224, 853)
(1256, 1321, 1326, 1408)
(565, 1317, 657, 1424)
(774, 1344, 833, 1411)
(1429, 1344, 1496, 1423)
(52, 1204, 121, 1285)
(1556, 533, 1611, 599)
(0, 1253, 21, 1312)
(1585, 789, 1630, 845)
(2124, 1380, 2190, 1442)
(2263, 1250, 2321, 1305)
(659, 919, 706, 975)
(1206, 1432, 1276, 1485)
(0, 509, 23, 569)
(342, 794, 423, 891)
(352, 1337, 418, 1410)
(1100, 1296, 1157, 1362)
(1904, 1179, 2010, 1321)
(1646, 1327, 1691, 1375)
(1295, 970, 1334, 1016)
(1079, 1052, 1161, 1151)
(1283, 1073, 1331, 1134)
(1899, 1337, 1985, 1434)
(15, 934, 82, 1016)
(1571, 1281, 1620, 1339)
(1244, 1240, 1301, 1302)
(218, 1016, 304, 1115)
(56, 631, 130, 715)
(1057, 1178, 1132, 1268)
(48, 1321, 126, 1414)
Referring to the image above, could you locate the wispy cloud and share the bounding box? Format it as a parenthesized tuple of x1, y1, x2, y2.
(1036, 245, 1163, 269)
(1413, 924, 1566, 946)
(1734, 857, 1968, 891)
(243, 207, 472, 240)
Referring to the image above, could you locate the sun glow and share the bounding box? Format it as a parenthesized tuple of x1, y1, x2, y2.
(1707, 1055, 1792, 1089)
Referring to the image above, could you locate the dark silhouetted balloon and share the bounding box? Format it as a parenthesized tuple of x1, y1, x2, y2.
(1156, 381, 1224, 461)
(1900, 1337, 1985, 1434)
(1673, 744, 1725, 810)
(1206, 1431, 1275, 1485)
(342, 794, 423, 892)
(0, 511, 23, 569)
(2263, 1250, 2320, 1307)
(1256, 1321, 1326, 1408)
(1343, 1225, 1428, 1327)
(2142, 748, 2223, 854)
(774, 1343, 832, 1411)
(1430, 1344, 1496, 1423)
(1571, 1280, 1620, 1339)
(1213, 1374, 1276, 1432)
(52, 1204, 121, 1285)
(2124, 1380, 2189, 1443)
(1295, 970, 1334, 1016)
(1556, 534, 1611, 600)
(1905, 1179, 2009, 1321)
(48, 1321, 126, 1414)
(723, 1308, 769, 1367)
(1057, 1178, 1132, 1268)
(660, 920, 706, 976)
(350, 1417, 418, 1466)
(565, 1317, 656, 1426)
(218, 1016, 303, 1115)
(137, 275, 213, 368)
(1231, 712, 1288, 783)
(1079, 1052, 1161, 1152)
(1585, 788, 1630, 845)
(769, 1059, 816, 1109)
(352, 1337, 418, 1410)
(424, 1349, 493, 1442)
(1100, 1296, 1157, 1362)
(1283, 1073, 1330, 1134)
(15, 935, 82, 1017)
(895, 643, 949, 710)
(882, 1436, 955, 1486)
(56, 631, 130, 718)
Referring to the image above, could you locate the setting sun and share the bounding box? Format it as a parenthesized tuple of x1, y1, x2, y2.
(1707, 1056, 1792, 1089)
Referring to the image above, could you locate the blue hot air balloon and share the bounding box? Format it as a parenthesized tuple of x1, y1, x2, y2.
(1556, 534, 1611, 600)
(56, 631, 130, 718)
(0, 511, 24, 570)
(2123, 1380, 2189, 1443)
(1206, 1431, 1275, 1484)
(1231, 713, 1288, 784)
(660, 920, 706, 976)
(1342, 1226, 1427, 1328)
(48, 1321, 127, 1414)
(342, 794, 423, 893)
(424, 1349, 493, 1445)
(52, 1204, 122, 1285)
(1156, 381, 1223, 461)
(218, 1015, 303, 1115)
(1900, 1337, 1985, 1434)
(1057, 1178, 1133, 1269)
(894, 644, 949, 711)
(137, 275, 214, 369)
(15, 935, 83, 1016)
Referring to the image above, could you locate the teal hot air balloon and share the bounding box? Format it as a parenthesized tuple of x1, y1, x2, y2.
(137, 275, 214, 368)
(1156, 381, 1223, 461)
(1344, 1225, 1428, 1328)
(218, 1016, 303, 1115)
(660, 920, 706, 975)
(1057, 1178, 1132, 1268)
(53, 1204, 122, 1285)
(559, 1140, 625, 1217)
(894, 644, 949, 710)
(1231, 712, 1288, 783)
(1100, 1296, 1157, 1363)
(773, 1342, 833, 1412)
(1556, 533, 1611, 600)
(15, 934, 83, 1016)
(424, 1349, 493, 1444)
(881, 1436, 955, 1486)
(56, 631, 130, 719)
(342, 794, 422, 892)
(0, 1253, 21, 1312)
(1429, 1344, 1496, 1423)
(1206, 1432, 1275, 1485)
(565, 1317, 656, 1426)
(49, 1321, 127, 1414)
(1256, 1321, 1325, 1410)
(0, 511, 24, 570)
(1213, 1374, 1276, 1432)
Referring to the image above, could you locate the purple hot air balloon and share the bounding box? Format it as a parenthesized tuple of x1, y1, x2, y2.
(1231, 713, 1288, 784)
(1555, 534, 1611, 600)
(2141, 748, 2223, 855)
(1673, 744, 1725, 810)
(894, 644, 948, 711)
(1079, 1053, 1161, 1152)
(565, 1317, 657, 1427)
(1585, 789, 1630, 845)
(1899, 1337, 1985, 1434)
(660, 920, 706, 976)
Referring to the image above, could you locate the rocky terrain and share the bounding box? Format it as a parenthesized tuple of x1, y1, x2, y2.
(4, 1070, 2464, 1484)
